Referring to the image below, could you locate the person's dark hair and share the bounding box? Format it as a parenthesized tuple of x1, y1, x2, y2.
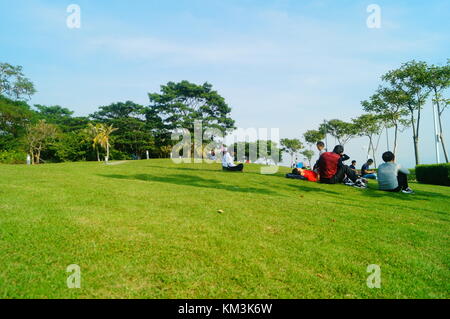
(351, 160, 356, 164)
(333, 145, 344, 154)
(382, 151, 395, 162)
(316, 141, 325, 147)
(367, 159, 374, 164)
(292, 168, 299, 175)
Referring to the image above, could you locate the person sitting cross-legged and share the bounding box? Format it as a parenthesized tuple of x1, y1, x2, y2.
(361, 159, 377, 180)
(222, 149, 244, 172)
(378, 151, 413, 194)
(318, 145, 366, 188)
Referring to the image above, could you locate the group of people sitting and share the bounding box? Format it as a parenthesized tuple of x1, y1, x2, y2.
(220, 142, 413, 194)
(350, 159, 377, 180)
(290, 142, 414, 194)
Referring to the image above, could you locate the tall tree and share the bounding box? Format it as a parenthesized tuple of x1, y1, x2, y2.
(324, 119, 357, 146)
(383, 61, 430, 165)
(0, 95, 36, 150)
(425, 61, 450, 162)
(148, 81, 235, 135)
(301, 149, 315, 168)
(0, 63, 36, 101)
(303, 130, 326, 148)
(91, 101, 151, 159)
(362, 87, 410, 155)
(352, 114, 383, 167)
(34, 104, 89, 132)
(25, 120, 58, 164)
(94, 124, 118, 163)
(280, 138, 303, 166)
(84, 123, 103, 162)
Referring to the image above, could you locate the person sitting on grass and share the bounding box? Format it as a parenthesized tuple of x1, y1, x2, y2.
(222, 149, 244, 172)
(316, 141, 326, 155)
(313, 141, 326, 172)
(361, 159, 377, 180)
(292, 167, 318, 182)
(378, 151, 413, 194)
(317, 145, 366, 188)
(349, 160, 357, 171)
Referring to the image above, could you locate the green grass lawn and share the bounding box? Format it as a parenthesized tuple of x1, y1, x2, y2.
(0, 159, 449, 299)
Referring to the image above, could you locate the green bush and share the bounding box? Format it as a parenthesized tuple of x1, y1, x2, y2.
(408, 168, 416, 182)
(0, 150, 27, 164)
(109, 149, 130, 160)
(415, 163, 450, 186)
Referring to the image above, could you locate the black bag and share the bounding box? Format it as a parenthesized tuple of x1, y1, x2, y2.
(286, 173, 307, 180)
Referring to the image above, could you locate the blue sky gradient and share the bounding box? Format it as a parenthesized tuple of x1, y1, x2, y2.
(1, 0, 449, 168)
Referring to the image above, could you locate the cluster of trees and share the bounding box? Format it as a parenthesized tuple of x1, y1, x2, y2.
(2, 60, 448, 166)
(229, 140, 283, 164)
(281, 60, 449, 167)
(0, 63, 236, 164)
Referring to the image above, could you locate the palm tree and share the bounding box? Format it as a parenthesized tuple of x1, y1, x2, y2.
(85, 123, 102, 162)
(94, 124, 118, 163)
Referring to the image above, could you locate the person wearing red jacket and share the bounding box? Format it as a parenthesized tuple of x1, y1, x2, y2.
(318, 145, 365, 187)
(292, 168, 318, 182)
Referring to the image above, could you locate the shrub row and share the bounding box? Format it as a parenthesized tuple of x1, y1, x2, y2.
(415, 163, 450, 187)
(0, 150, 27, 164)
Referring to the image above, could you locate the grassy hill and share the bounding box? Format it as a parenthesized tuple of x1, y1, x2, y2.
(0, 159, 448, 299)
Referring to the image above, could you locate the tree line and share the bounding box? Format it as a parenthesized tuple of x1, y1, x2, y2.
(1, 60, 448, 166)
(281, 60, 449, 167)
(0, 62, 236, 164)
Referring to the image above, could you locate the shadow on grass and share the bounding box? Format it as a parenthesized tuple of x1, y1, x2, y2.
(143, 164, 219, 173)
(142, 164, 290, 177)
(317, 184, 450, 218)
(362, 184, 450, 202)
(283, 183, 341, 195)
(99, 173, 280, 196)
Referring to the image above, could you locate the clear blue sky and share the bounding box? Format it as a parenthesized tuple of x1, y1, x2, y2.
(1, 0, 449, 168)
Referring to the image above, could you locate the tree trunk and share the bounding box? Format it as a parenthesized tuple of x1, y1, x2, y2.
(413, 136, 420, 165)
(436, 96, 449, 163)
(415, 103, 422, 165)
(439, 132, 449, 163)
(96, 147, 100, 162)
(410, 109, 420, 165)
(393, 124, 398, 155)
(106, 142, 110, 163)
(386, 126, 390, 151)
(370, 137, 377, 168)
(410, 113, 419, 165)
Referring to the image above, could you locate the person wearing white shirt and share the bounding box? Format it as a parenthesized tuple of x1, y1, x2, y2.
(222, 149, 244, 172)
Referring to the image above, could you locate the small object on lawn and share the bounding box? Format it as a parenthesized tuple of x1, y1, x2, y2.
(316, 273, 324, 278)
(299, 195, 304, 198)
(332, 219, 336, 223)
(217, 209, 224, 214)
